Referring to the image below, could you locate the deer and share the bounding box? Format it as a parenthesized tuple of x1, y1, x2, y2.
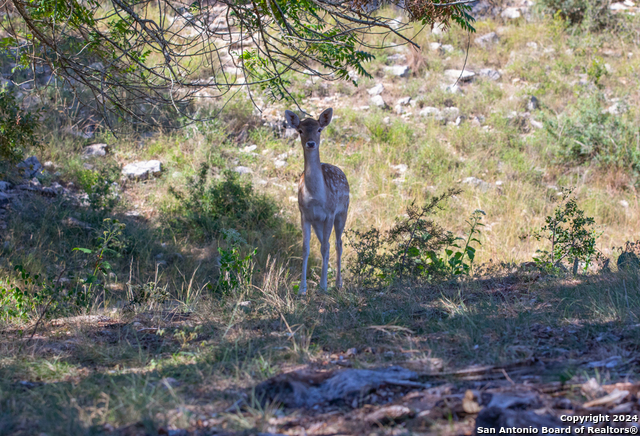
(284, 108, 350, 295)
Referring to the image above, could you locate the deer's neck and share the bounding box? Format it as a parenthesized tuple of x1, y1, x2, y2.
(303, 149, 326, 197)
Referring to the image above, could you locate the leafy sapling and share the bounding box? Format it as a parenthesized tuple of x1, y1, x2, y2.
(530, 188, 601, 274)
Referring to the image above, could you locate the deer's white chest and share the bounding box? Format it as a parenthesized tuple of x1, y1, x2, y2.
(298, 189, 331, 222)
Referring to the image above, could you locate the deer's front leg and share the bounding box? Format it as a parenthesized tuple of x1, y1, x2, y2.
(319, 218, 333, 292)
(300, 219, 311, 295)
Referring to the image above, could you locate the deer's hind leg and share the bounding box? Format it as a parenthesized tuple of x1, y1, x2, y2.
(334, 211, 347, 289)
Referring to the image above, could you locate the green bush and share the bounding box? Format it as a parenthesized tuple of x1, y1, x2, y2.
(530, 188, 601, 274)
(168, 163, 280, 241)
(538, 0, 617, 30)
(347, 189, 484, 284)
(543, 92, 640, 180)
(214, 229, 257, 295)
(0, 89, 39, 171)
(76, 164, 121, 212)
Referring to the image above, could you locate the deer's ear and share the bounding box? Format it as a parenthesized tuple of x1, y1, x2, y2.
(318, 108, 333, 128)
(284, 110, 300, 128)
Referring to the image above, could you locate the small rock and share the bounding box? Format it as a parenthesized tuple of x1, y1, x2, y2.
(51, 182, 65, 194)
(606, 102, 625, 115)
(240, 144, 257, 153)
(383, 117, 391, 125)
(386, 54, 406, 63)
(610, 3, 628, 11)
(442, 107, 460, 122)
(17, 156, 43, 179)
(463, 176, 492, 191)
(530, 119, 544, 129)
(471, 115, 485, 126)
(442, 83, 462, 94)
(479, 68, 501, 81)
(234, 166, 253, 174)
(397, 96, 411, 106)
(89, 62, 105, 71)
(526, 41, 539, 50)
(429, 42, 442, 51)
(367, 83, 385, 96)
(370, 95, 387, 109)
(384, 65, 410, 78)
(346, 348, 357, 357)
(620, 200, 629, 208)
(390, 164, 408, 174)
(274, 160, 287, 169)
(441, 44, 454, 53)
(475, 32, 499, 48)
(82, 143, 109, 158)
(365, 405, 413, 425)
(444, 69, 475, 82)
(526, 96, 539, 111)
(501, 7, 521, 19)
(419, 107, 443, 120)
(122, 160, 162, 180)
(63, 217, 92, 230)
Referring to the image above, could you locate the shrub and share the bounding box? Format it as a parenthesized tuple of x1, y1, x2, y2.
(530, 188, 601, 274)
(543, 92, 640, 180)
(538, 0, 617, 30)
(214, 229, 257, 295)
(347, 189, 484, 284)
(0, 219, 126, 322)
(168, 163, 279, 241)
(76, 163, 121, 212)
(0, 89, 39, 170)
(614, 241, 640, 274)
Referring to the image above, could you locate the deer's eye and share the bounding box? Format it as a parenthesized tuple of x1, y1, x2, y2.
(318, 128, 323, 133)
(297, 129, 302, 134)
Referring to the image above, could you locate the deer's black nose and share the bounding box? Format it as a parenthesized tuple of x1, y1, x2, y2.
(306, 141, 316, 148)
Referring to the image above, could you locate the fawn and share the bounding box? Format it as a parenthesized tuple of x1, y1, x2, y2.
(284, 108, 350, 294)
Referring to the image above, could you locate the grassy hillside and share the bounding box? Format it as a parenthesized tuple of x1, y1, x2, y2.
(1, 1, 640, 434)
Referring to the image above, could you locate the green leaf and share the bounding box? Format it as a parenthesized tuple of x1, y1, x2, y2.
(407, 246, 420, 257)
(73, 247, 93, 254)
